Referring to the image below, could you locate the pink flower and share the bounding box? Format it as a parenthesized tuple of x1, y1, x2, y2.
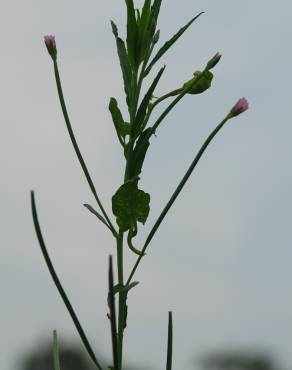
(44, 35, 57, 59)
(229, 97, 249, 117)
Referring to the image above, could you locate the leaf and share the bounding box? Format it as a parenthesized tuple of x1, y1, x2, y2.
(130, 128, 152, 179)
(84, 203, 113, 230)
(145, 12, 204, 76)
(112, 181, 150, 231)
(149, 0, 163, 36)
(126, 0, 138, 68)
(133, 66, 165, 136)
(53, 330, 61, 370)
(108, 282, 139, 304)
(109, 98, 131, 138)
(111, 21, 132, 105)
(137, 0, 152, 62)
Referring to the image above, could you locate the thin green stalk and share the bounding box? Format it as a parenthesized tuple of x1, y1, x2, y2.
(116, 231, 125, 369)
(151, 83, 196, 133)
(53, 60, 117, 237)
(129, 73, 207, 168)
(30, 191, 103, 370)
(141, 88, 182, 132)
(108, 256, 119, 370)
(127, 115, 230, 284)
(53, 330, 61, 370)
(166, 312, 173, 370)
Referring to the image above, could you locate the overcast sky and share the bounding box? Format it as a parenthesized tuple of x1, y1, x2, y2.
(1, 1, 292, 369)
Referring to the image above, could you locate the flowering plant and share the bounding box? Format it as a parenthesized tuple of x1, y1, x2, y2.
(32, 1, 248, 369)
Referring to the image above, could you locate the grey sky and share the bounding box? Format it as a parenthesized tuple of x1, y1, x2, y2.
(1, 0, 292, 369)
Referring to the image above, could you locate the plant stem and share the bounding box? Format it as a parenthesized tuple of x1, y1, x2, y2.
(53, 59, 117, 237)
(116, 230, 125, 369)
(127, 115, 230, 285)
(116, 57, 150, 368)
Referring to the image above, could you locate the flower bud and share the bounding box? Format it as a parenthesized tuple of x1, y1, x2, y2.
(183, 70, 213, 94)
(206, 52, 222, 70)
(44, 35, 57, 60)
(228, 97, 249, 117)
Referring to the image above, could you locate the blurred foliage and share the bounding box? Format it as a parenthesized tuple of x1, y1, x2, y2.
(20, 338, 148, 370)
(199, 350, 280, 370)
(21, 343, 96, 370)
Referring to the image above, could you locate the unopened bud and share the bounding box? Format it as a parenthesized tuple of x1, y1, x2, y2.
(44, 35, 57, 60)
(206, 52, 222, 70)
(228, 97, 249, 117)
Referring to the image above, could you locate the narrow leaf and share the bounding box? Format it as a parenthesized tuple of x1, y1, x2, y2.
(149, 0, 163, 36)
(130, 128, 152, 179)
(108, 256, 119, 370)
(84, 203, 113, 231)
(166, 312, 173, 370)
(137, 0, 152, 62)
(126, 0, 138, 68)
(111, 21, 132, 105)
(107, 282, 139, 308)
(30, 191, 103, 370)
(133, 66, 165, 136)
(109, 98, 131, 138)
(145, 12, 204, 76)
(53, 330, 61, 370)
(114, 282, 139, 295)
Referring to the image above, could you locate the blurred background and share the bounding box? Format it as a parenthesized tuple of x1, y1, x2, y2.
(1, 0, 292, 369)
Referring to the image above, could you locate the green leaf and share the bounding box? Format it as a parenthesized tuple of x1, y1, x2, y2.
(109, 98, 131, 139)
(111, 282, 139, 297)
(126, 0, 138, 68)
(130, 128, 152, 179)
(84, 204, 113, 231)
(112, 181, 150, 231)
(149, 0, 163, 36)
(137, 0, 152, 62)
(145, 12, 204, 76)
(111, 21, 132, 106)
(133, 66, 165, 136)
(53, 330, 61, 370)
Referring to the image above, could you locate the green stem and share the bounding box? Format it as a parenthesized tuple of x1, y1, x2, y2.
(141, 88, 182, 132)
(53, 59, 117, 237)
(127, 115, 230, 285)
(116, 231, 125, 369)
(130, 74, 207, 169)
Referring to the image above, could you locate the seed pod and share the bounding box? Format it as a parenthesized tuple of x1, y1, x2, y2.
(183, 70, 213, 95)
